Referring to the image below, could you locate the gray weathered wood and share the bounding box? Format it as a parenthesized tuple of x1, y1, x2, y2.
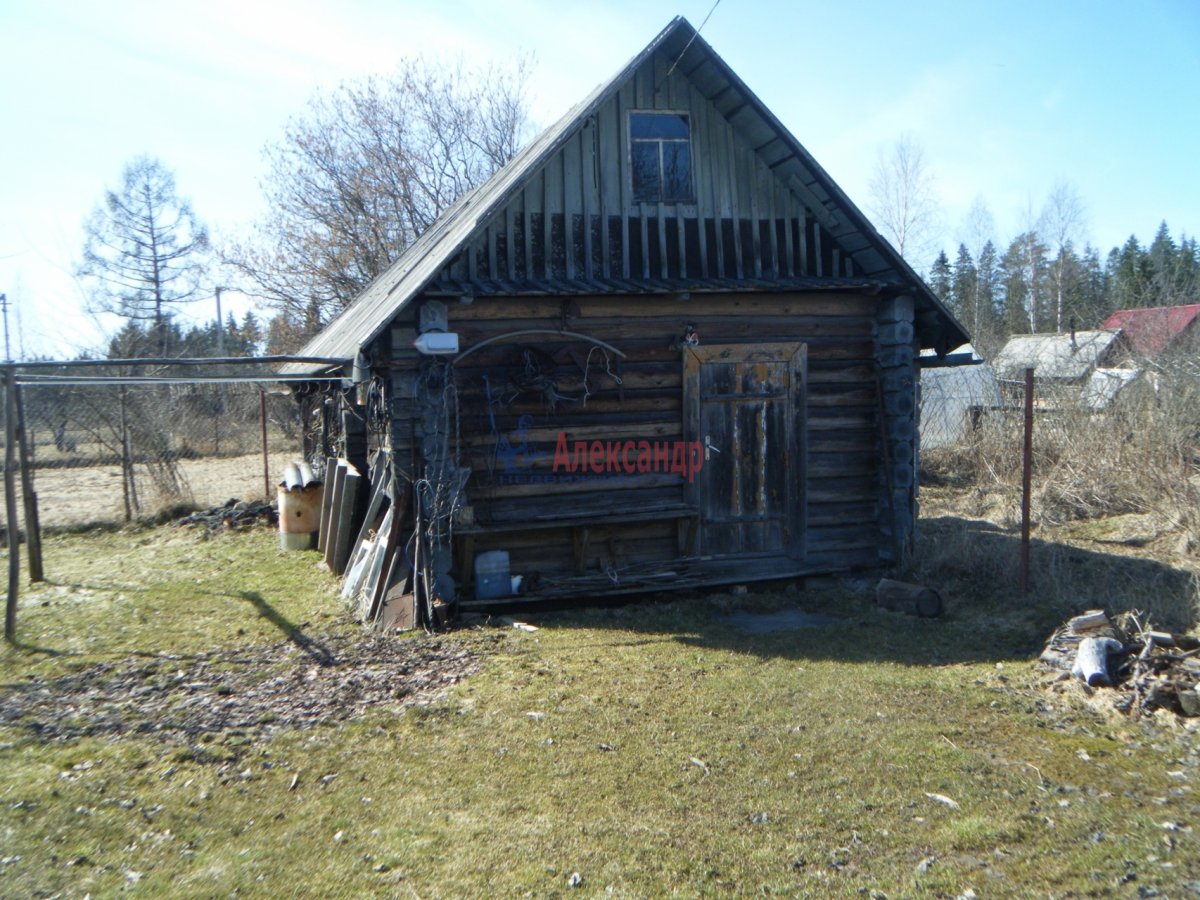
(321, 460, 346, 569)
(1068, 610, 1111, 633)
(317, 455, 337, 555)
(331, 464, 362, 576)
(1072, 637, 1124, 687)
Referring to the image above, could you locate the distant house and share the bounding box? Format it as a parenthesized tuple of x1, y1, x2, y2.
(991, 330, 1124, 400)
(1101, 304, 1200, 361)
(283, 17, 969, 621)
(919, 345, 1000, 448)
(1079, 367, 1148, 410)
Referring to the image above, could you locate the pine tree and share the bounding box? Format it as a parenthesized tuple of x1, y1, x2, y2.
(1000, 239, 1029, 335)
(1107, 236, 1149, 309)
(976, 240, 1002, 353)
(240, 312, 264, 356)
(1076, 244, 1108, 327)
(950, 243, 976, 330)
(1145, 222, 1198, 306)
(929, 250, 953, 305)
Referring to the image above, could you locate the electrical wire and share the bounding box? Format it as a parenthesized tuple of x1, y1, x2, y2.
(662, 0, 723, 83)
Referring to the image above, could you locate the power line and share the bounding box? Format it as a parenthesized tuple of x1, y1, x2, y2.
(663, 0, 724, 82)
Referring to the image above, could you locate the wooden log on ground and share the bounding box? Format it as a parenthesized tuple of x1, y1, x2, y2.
(1067, 610, 1112, 634)
(875, 578, 942, 618)
(1072, 637, 1124, 687)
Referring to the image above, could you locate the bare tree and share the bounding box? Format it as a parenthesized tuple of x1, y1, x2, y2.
(77, 157, 210, 356)
(962, 195, 995, 263)
(226, 56, 533, 332)
(867, 134, 940, 266)
(1039, 179, 1087, 331)
(959, 195, 997, 343)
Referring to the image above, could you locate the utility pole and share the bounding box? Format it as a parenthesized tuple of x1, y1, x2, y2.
(0, 293, 10, 363)
(214, 287, 225, 357)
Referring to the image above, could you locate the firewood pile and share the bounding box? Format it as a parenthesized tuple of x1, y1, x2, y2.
(175, 498, 277, 532)
(1040, 609, 1200, 717)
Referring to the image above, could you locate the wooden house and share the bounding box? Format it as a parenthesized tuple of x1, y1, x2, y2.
(284, 17, 968, 624)
(991, 330, 1124, 406)
(1101, 304, 1200, 361)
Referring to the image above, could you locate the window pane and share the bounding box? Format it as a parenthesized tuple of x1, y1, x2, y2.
(662, 143, 692, 201)
(631, 113, 690, 140)
(631, 142, 660, 202)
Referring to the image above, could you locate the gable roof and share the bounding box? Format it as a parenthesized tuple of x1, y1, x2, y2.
(286, 17, 967, 375)
(991, 330, 1122, 382)
(1101, 303, 1200, 357)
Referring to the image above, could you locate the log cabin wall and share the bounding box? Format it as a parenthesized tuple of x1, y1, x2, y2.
(285, 16, 969, 611)
(383, 289, 888, 597)
(364, 49, 922, 599)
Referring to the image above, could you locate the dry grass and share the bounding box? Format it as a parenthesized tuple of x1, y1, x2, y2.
(919, 369, 1200, 631)
(2, 527, 1199, 896)
(21, 449, 297, 530)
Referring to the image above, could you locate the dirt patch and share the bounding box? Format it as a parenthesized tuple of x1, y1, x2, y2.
(0, 632, 480, 742)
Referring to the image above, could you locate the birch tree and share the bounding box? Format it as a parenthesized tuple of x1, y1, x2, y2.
(867, 134, 940, 266)
(1040, 179, 1087, 331)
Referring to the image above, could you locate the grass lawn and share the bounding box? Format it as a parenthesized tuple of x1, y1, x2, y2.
(1, 522, 1198, 897)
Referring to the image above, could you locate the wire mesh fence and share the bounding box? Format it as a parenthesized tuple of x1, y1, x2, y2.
(4, 353, 1197, 542)
(920, 360, 1200, 529)
(6, 379, 303, 530)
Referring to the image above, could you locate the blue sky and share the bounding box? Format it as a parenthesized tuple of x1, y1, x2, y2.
(1, 0, 1197, 357)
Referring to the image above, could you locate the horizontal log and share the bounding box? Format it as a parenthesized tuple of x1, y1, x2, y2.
(458, 405, 678, 430)
(459, 419, 682, 448)
(1067, 610, 1112, 633)
(448, 312, 878, 338)
(809, 452, 876, 478)
(806, 500, 878, 527)
(447, 292, 881, 321)
(807, 480, 878, 505)
(808, 412, 877, 431)
(471, 472, 685, 499)
(875, 578, 942, 618)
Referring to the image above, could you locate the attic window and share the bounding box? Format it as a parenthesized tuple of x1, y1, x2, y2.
(630, 112, 693, 203)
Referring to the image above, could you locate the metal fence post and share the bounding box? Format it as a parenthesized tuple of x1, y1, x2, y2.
(1019, 367, 1034, 595)
(14, 382, 42, 582)
(260, 389, 270, 501)
(5, 364, 20, 642)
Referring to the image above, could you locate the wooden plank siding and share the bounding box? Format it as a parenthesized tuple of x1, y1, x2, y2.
(385, 290, 884, 595)
(432, 50, 850, 291)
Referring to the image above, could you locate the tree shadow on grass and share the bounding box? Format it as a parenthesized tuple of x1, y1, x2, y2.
(495, 515, 1197, 667)
(237, 590, 336, 667)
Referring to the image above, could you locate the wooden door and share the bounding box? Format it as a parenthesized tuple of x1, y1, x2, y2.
(684, 343, 806, 559)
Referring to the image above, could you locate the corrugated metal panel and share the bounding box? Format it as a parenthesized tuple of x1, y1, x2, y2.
(286, 16, 967, 375)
